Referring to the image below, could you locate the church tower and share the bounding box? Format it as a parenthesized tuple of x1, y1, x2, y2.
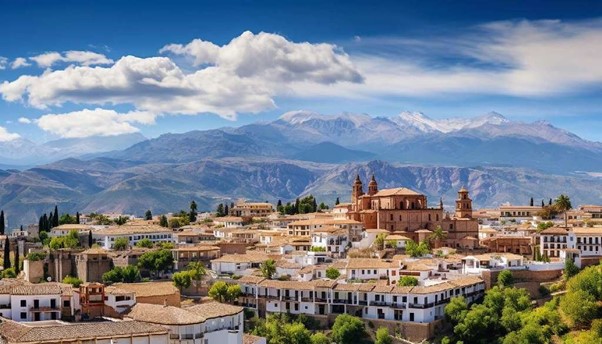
(352, 174, 364, 203)
(455, 187, 473, 218)
(368, 175, 378, 196)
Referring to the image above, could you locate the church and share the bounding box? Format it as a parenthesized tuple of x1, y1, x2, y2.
(346, 175, 479, 249)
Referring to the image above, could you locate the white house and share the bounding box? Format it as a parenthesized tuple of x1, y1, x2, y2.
(210, 253, 270, 275)
(93, 224, 174, 250)
(0, 283, 74, 322)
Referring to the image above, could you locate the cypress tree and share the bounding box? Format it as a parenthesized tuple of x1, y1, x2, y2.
(0, 210, 4, 235)
(335, 197, 340, 205)
(549, 198, 552, 206)
(224, 204, 229, 216)
(312, 197, 317, 213)
(88, 230, 93, 247)
(277, 200, 282, 208)
(3, 237, 10, 269)
(76, 212, 80, 224)
(541, 200, 545, 207)
(47, 213, 53, 231)
(42, 213, 48, 232)
(530, 197, 534, 207)
(38, 216, 43, 233)
(230, 202, 234, 209)
(294, 198, 300, 215)
(53, 205, 59, 228)
(13, 243, 19, 274)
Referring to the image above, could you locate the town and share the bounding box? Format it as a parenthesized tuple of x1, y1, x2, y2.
(0, 175, 599, 343)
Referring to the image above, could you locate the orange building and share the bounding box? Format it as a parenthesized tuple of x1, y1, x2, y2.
(347, 175, 479, 249)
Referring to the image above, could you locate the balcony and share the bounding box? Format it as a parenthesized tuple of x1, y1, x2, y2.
(315, 297, 328, 303)
(300, 297, 313, 302)
(370, 301, 391, 307)
(30, 306, 60, 312)
(436, 298, 450, 306)
(282, 295, 298, 301)
(409, 303, 434, 309)
(358, 300, 368, 306)
(0, 303, 10, 309)
(391, 303, 406, 309)
(332, 299, 351, 304)
(265, 295, 280, 300)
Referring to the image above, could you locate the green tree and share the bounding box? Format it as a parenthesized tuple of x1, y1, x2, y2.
(335, 197, 340, 205)
(208, 281, 229, 302)
(3, 237, 10, 269)
(13, 244, 19, 274)
(76, 212, 80, 224)
(226, 284, 242, 302)
(114, 216, 128, 226)
(375, 327, 393, 344)
(310, 332, 329, 344)
(159, 215, 168, 227)
(0, 210, 4, 235)
(445, 296, 468, 324)
(284, 322, 312, 344)
(2, 267, 16, 278)
(189, 200, 198, 222)
(497, 270, 514, 287)
(59, 213, 77, 225)
(113, 237, 129, 250)
(564, 258, 580, 281)
(137, 249, 174, 277)
(397, 276, 418, 286)
(331, 314, 365, 344)
(260, 259, 277, 279)
(135, 238, 154, 248)
(374, 233, 386, 250)
(88, 230, 93, 247)
(53, 205, 59, 228)
(429, 225, 447, 248)
(560, 289, 598, 329)
(326, 267, 341, 280)
(122, 265, 142, 282)
(406, 240, 430, 257)
(216, 203, 225, 217)
(173, 270, 192, 290)
(144, 210, 153, 221)
(554, 194, 572, 228)
(62, 275, 83, 287)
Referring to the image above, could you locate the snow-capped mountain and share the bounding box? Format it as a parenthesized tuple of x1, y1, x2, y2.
(391, 111, 509, 133)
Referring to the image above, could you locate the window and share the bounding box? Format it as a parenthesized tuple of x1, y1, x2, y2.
(20, 312, 26, 319)
(20, 300, 26, 307)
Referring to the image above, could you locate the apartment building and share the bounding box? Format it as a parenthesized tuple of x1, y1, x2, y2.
(0, 283, 74, 322)
(539, 227, 569, 258)
(235, 275, 485, 323)
(93, 223, 174, 249)
(230, 202, 274, 218)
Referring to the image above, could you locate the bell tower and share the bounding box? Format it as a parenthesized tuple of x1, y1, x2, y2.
(455, 187, 473, 218)
(352, 174, 364, 203)
(368, 175, 378, 196)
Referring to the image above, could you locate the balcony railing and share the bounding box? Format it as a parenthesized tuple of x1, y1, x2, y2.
(409, 303, 434, 309)
(315, 297, 328, 303)
(300, 297, 313, 302)
(370, 301, 391, 307)
(332, 299, 352, 304)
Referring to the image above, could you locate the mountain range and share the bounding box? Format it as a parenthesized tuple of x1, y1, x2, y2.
(0, 111, 600, 227)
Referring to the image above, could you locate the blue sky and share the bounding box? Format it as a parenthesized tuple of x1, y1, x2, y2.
(0, 0, 601, 142)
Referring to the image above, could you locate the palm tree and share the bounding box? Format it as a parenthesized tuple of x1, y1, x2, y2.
(260, 259, 276, 279)
(429, 225, 448, 248)
(554, 194, 572, 228)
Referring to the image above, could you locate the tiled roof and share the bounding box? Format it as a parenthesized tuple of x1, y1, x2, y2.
(186, 302, 243, 320)
(0, 319, 167, 343)
(540, 227, 569, 235)
(237, 275, 266, 284)
(347, 258, 399, 269)
(372, 188, 421, 197)
(109, 281, 178, 298)
(10, 283, 63, 296)
(94, 224, 172, 236)
(126, 303, 205, 325)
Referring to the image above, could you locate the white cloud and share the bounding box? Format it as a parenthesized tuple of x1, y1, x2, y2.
(293, 19, 602, 99)
(11, 57, 31, 69)
(0, 32, 362, 119)
(0, 57, 7, 70)
(0, 127, 21, 142)
(17, 117, 31, 124)
(29, 50, 113, 68)
(36, 108, 156, 138)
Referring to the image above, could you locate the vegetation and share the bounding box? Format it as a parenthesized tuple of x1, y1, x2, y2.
(102, 265, 142, 284)
(429, 225, 447, 247)
(189, 200, 198, 222)
(144, 209, 152, 220)
(159, 215, 168, 227)
(3, 237, 9, 268)
(497, 269, 514, 287)
(331, 314, 366, 344)
(168, 216, 190, 229)
(62, 275, 83, 287)
(554, 194, 572, 228)
(2, 267, 16, 278)
(114, 216, 129, 226)
(375, 327, 393, 344)
(135, 238, 154, 248)
(49, 230, 80, 249)
(326, 267, 341, 280)
(260, 259, 277, 279)
(309, 246, 326, 252)
(113, 237, 129, 250)
(173, 262, 206, 290)
(537, 221, 554, 231)
(278, 195, 321, 215)
(59, 213, 78, 225)
(397, 276, 419, 286)
(373, 233, 386, 250)
(444, 262, 602, 343)
(208, 281, 241, 303)
(405, 239, 430, 257)
(26, 251, 47, 261)
(137, 249, 174, 277)
(250, 313, 313, 344)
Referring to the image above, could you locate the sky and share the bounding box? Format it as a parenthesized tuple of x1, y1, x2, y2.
(0, 0, 601, 143)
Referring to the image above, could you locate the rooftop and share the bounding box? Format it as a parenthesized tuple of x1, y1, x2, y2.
(107, 281, 178, 298)
(125, 303, 204, 325)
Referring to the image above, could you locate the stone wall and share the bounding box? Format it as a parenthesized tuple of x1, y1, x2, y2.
(482, 268, 562, 289)
(137, 291, 181, 307)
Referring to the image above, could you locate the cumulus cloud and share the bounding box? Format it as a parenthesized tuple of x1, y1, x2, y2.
(17, 117, 31, 124)
(36, 108, 156, 138)
(0, 57, 7, 70)
(0, 32, 362, 118)
(29, 50, 113, 68)
(0, 127, 21, 142)
(11, 57, 31, 69)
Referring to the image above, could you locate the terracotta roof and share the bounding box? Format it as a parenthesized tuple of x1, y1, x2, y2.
(448, 276, 484, 288)
(109, 281, 178, 298)
(572, 227, 602, 235)
(79, 247, 109, 255)
(372, 188, 421, 197)
(9, 283, 63, 296)
(94, 224, 172, 236)
(126, 303, 205, 325)
(386, 234, 411, 240)
(244, 334, 266, 344)
(186, 302, 243, 320)
(172, 245, 220, 252)
(540, 227, 569, 235)
(237, 275, 266, 284)
(260, 279, 315, 290)
(0, 319, 167, 343)
(214, 216, 244, 222)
